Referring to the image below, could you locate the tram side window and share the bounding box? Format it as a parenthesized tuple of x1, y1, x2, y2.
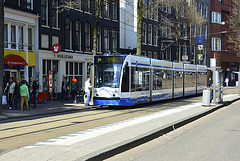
(135, 67, 142, 91)
(153, 69, 172, 90)
(121, 65, 129, 92)
(131, 67, 136, 92)
(142, 68, 150, 91)
(185, 72, 196, 87)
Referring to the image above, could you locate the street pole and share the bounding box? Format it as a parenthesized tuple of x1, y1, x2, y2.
(213, 66, 216, 104)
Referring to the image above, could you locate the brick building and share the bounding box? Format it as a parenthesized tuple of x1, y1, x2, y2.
(209, 0, 240, 85)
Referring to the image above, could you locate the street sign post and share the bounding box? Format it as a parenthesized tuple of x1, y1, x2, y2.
(210, 58, 217, 104)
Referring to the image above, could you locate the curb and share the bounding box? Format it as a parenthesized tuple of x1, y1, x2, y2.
(86, 97, 240, 161)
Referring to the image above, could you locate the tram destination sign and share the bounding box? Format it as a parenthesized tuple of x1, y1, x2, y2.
(95, 56, 123, 64)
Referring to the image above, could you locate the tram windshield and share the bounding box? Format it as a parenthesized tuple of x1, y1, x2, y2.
(94, 56, 123, 88)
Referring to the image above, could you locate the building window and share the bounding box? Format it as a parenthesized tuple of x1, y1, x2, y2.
(212, 37, 221, 51)
(153, 25, 158, 46)
(154, 4, 158, 21)
(52, 0, 58, 28)
(19, 26, 24, 50)
(65, 19, 72, 50)
(104, 28, 109, 52)
(76, 0, 82, 10)
(148, 0, 153, 19)
(199, 24, 202, 36)
(65, 62, 83, 90)
(199, 3, 203, 16)
(142, 51, 146, 56)
(4, 24, 8, 48)
(11, 25, 16, 49)
(112, 30, 117, 52)
(85, 23, 90, 51)
(75, 22, 81, 51)
(41, 0, 48, 26)
(41, 34, 49, 48)
(153, 52, 157, 59)
(204, 24, 208, 39)
(148, 51, 152, 58)
(25, 0, 33, 10)
(112, 2, 117, 20)
(97, 27, 101, 52)
(212, 12, 221, 24)
(148, 24, 152, 45)
(143, 0, 147, 17)
(103, 0, 109, 19)
(204, 5, 208, 18)
(183, 24, 187, 39)
(142, 23, 147, 44)
(85, 0, 90, 12)
(28, 28, 33, 51)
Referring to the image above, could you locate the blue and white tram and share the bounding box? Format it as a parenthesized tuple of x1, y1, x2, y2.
(93, 55, 207, 106)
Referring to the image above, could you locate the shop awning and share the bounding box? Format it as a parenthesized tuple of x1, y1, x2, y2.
(4, 55, 28, 66)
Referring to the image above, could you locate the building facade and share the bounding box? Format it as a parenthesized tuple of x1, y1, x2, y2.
(38, 0, 119, 95)
(209, 0, 240, 85)
(3, 0, 39, 85)
(120, 0, 209, 65)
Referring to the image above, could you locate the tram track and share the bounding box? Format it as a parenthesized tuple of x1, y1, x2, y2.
(0, 96, 203, 151)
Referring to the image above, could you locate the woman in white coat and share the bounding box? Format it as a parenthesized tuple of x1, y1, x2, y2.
(4, 77, 16, 110)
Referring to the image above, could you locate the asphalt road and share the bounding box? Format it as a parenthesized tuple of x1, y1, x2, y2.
(106, 99, 240, 161)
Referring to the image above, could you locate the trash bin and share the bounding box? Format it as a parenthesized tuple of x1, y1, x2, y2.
(202, 88, 211, 106)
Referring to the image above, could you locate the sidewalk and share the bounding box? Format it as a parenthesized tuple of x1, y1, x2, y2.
(0, 101, 88, 120)
(0, 88, 239, 161)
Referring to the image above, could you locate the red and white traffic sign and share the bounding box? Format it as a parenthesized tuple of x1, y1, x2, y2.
(52, 44, 61, 53)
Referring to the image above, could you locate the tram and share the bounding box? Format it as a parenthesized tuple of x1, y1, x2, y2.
(93, 55, 207, 106)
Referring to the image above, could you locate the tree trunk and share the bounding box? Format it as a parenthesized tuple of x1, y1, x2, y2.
(136, 0, 143, 55)
(175, 30, 179, 62)
(90, 0, 101, 105)
(0, 1, 4, 114)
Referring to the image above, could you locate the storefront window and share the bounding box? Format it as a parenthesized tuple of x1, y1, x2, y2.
(66, 62, 84, 91)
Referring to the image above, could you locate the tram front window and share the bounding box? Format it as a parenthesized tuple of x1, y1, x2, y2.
(95, 57, 123, 88)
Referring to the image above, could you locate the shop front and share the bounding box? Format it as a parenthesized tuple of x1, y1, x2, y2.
(39, 50, 92, 98)
(4, 50, 36, 85)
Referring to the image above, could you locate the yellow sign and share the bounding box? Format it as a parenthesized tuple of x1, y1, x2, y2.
(198, 45, 203, 50)
(198, 54, 203, 60)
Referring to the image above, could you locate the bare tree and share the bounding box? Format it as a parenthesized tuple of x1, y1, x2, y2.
(158, 0, 205, 62)
(0, 0, 4, 114)
(227, 0, 240, 56)
(58, 0, 115, 104)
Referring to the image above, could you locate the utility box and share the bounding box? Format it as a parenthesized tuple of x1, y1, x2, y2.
(202, 88, 211, 106)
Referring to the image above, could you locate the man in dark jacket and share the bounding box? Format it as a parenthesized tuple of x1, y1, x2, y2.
(29, 77, 39, 108)
(71, 78, 78, 104)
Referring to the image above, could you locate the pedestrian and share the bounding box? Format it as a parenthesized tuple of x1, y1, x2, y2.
(71, 78, 78, 104)
(21, 76, 28, 86)
(225, 77, 229, 88)
(14, 78, 21, 110)
(61, 76, 69, 102)
(4, 77, 15, 110)
(207, 77, 213, 88)
(29, 77, 38, 108)
(20, 80, 30, 111)
(85, 76, 92, 106)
